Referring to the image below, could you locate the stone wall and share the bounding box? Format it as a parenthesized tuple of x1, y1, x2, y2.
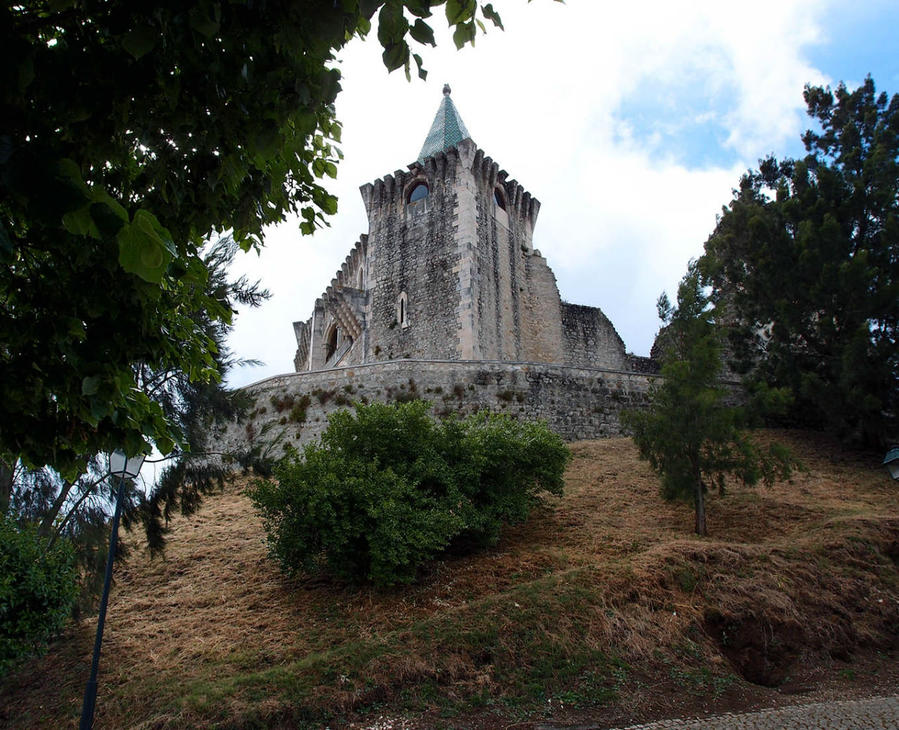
(213, 359, 659, 459)
(560, 302, 629, 370)
(361, 153, 463, 362)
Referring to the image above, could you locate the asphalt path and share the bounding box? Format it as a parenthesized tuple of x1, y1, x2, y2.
(607, 694, 899, 729)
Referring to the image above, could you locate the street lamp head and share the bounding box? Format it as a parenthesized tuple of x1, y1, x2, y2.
(884, 446, 899, 482)
(109, 449, 147, 480)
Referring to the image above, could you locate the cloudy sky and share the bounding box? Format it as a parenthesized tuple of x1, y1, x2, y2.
(226, 0, 899, 388)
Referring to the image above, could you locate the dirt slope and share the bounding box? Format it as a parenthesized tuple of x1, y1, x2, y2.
(1, 431, 897, 729)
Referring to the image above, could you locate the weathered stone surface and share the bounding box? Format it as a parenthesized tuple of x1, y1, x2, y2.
(243, 90, 671, 457)
(214, 360, 657, 458)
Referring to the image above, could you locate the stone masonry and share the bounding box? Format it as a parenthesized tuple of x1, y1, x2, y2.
(215, 359, 656, 459)
(232, 87, 661, 451)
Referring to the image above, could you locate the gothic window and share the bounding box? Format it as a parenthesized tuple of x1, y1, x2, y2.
(494, 186, 506, 210)
(408, 182, 429, 204)
(397, 291, 409, 328)
(325, 324, 339, 361)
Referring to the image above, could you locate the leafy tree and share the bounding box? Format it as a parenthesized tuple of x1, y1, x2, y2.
(249, 401, 569, 586)
(699, 77, 898, 447)
(1, 1, 511, 477)
(624, 266, 792, 536)
(4, 236, 264, 612)
(0, 515, 78, 673)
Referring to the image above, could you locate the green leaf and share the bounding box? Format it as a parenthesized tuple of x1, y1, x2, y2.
(155, 434, 175, 456)
(62, 206, 100, 239)
(412, 53, 427, 81)
(382, 41, 409, 72)
(121, 26, 157, 60)
(56, 159, 89, 195)
(446, 0, 476, 25)
(378, 2, 409, 48)
(452, 21, 476, 49)
(81, 376, 101, 396)
(117, 210, 174, 284)
(321, 195, 338, 216)
(90, 187, 129, 223)
(482, 3, 504, 30)
(409, 19, 436, 46)
(404, 0, 433, 18)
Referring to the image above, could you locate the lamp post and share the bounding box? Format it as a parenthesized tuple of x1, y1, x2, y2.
(79, 449, 146, 730)
(884, 446, 899, 481)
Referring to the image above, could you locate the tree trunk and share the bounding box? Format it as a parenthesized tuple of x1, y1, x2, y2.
(38, 480, 74, 537)
(694, 476, 707, 536)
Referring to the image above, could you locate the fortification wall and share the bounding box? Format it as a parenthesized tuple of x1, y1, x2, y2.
(213, 359, 658, 459)
(560, 302, 629, 370)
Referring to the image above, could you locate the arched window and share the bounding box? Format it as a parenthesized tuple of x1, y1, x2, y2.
(494, 186, 506, 210)
(396, 291, 409, 328)
(408, 182, 429, 204)
(325, 324, 339, 360)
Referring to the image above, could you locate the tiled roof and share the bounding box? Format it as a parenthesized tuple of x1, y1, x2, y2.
(417, 84, 472, 163)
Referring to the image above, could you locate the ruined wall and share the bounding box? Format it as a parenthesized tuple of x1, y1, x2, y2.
(560, 302, 629, 370)
(518, 252, 564, 363)
(213, 359, 659, 459)
(293, 237, 368, 371)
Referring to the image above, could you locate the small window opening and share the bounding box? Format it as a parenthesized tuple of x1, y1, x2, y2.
(358, 269, 364, 289)
(325, 325, 339, 360)
(408, 183, 429, 203)
(494, 187, 506, 210)
(397, 291, 409, 328)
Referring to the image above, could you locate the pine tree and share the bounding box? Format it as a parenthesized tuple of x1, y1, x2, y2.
(700, 77, 898, 447)
(624, 265, 793, 536)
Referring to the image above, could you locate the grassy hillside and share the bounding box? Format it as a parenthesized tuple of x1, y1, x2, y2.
(1, 431, 897, 728)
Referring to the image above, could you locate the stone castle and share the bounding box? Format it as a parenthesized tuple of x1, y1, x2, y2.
(222, 87, 659, 452)
(293, 85, 632, 374)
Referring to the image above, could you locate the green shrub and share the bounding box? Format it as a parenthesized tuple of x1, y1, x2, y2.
(0, 516, 78, 672)
(249, 401, 569, 586)
(288, 394, 312, 424)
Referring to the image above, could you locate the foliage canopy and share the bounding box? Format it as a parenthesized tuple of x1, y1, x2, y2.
(625, 266, 793, 536)
(699, 77, 898, 447)
(0, 0, 510, 476)
(249, 401, 570, 586)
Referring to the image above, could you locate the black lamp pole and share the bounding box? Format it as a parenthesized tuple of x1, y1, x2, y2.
(79, 474, 126, 730)
(79, 450, 144, 729)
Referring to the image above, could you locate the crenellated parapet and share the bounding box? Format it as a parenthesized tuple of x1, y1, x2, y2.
(470, 146, 540, 231)
(360, 148, 461, 221)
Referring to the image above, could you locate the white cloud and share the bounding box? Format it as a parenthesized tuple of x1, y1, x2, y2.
(226, 0, 862, 387)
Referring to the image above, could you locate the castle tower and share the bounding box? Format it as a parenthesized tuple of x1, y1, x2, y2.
(293, 87, 628, 371)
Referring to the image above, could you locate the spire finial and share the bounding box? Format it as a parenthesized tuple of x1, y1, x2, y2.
(417, 84, 471, 163)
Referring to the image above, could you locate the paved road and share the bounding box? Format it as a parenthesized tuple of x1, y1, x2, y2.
(610, 694, 899, 729)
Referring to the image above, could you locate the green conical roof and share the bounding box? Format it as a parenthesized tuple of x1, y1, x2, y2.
(417, 84, 471, 163)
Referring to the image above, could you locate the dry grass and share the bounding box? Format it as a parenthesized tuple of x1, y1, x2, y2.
(1, 430, 897, 729)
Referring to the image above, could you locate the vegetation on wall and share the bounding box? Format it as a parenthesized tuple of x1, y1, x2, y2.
(249, 401, 570, 586)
